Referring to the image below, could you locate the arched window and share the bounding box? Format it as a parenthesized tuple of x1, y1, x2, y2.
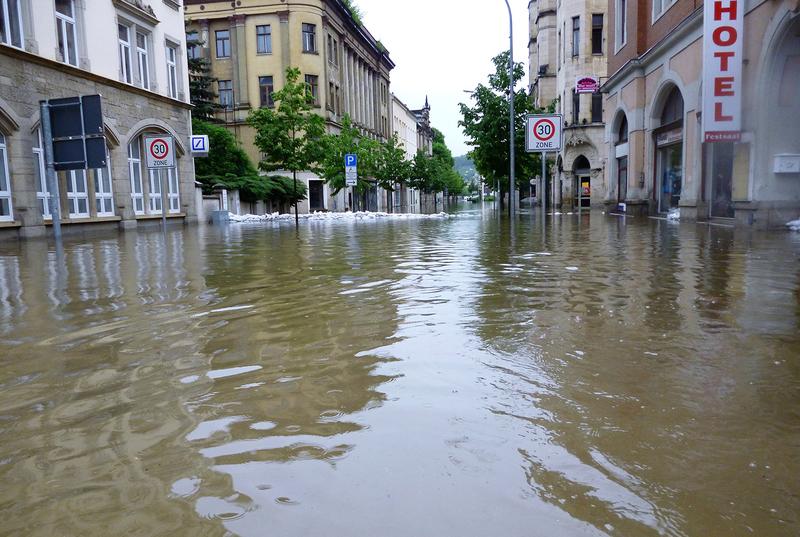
(660, 87, 684, 126)
(128, 133, 181, 215)
(33, 129, 50, 218)
(0, 133, 12, 221)
(617, 115, 628, 144)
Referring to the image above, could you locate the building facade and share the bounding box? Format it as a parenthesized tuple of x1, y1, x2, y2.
(391, 93, 420, 212)
(0, 0, 195, 240)
(529, 0, 609, 209)
(602, 0, 800, 227)
(184, 0, 395, 213)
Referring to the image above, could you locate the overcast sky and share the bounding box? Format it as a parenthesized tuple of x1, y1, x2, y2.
(356, 0, 531, 157)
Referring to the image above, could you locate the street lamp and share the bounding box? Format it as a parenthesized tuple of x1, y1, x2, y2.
(503, 0, 515, 217)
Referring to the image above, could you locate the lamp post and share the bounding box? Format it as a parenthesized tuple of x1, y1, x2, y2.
(503, 0, 515, 216)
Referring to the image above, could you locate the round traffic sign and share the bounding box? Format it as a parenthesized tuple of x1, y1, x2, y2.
(149, 138, 170, 160)
(532, 119, 556, 141)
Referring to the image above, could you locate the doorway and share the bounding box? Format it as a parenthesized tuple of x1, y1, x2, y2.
(657, 141, 683, 213)
(573, 155, 591, 209)
(309, 180, 325, 211)
(707, 142, 735, 218)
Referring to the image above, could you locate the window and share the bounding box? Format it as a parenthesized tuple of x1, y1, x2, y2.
(166, 44, 178, 98)
(119, 24, 132, 84)
(93, 151, 114, 216)
(572, 90, 580, 123)
(302, 23, 316, 53)
(186, 30, 200, 59)
(64, 170, 89, 218)
(166, 168, 180, 213)
(148, 169, 162, 213)
(616, 0, 627, 50)
(327, 82, 335, 111)
(0, 0, 24, 48)
(660, 87, 684, 125)
(304, 74, 319, 105)
(653, 0, 677, 21)
(259, 75, 274, 108)
(33, 129, 50, 218)
(256, 25, 272, 54)
(215, 29, 230, 58)
(618, 115, 629, 143)
(591, 93, 603, 123)
(128, 138, 144, 214)
(219, 80, 233, 108)
(571, 16, 580, 57)
(136, 31, 149, 90)
(592, 14, 603, 55)
(55, 0, 78, 66)
(0, 133, 12, 221)
(333, 38, 338, 65)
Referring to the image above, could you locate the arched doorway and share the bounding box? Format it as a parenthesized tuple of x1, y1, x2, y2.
(614, 114, 629, 203)
(654, 86, 684, 213)
(573, 155, 591, 208)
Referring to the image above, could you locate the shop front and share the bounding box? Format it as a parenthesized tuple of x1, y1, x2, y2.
(654, 87, 685, 214)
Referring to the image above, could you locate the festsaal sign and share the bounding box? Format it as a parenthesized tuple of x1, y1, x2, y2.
(575, 76, 600, 94)
(702, 0, 743, 142)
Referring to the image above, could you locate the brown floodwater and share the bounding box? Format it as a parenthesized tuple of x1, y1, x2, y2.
(0, 207, 799, 537)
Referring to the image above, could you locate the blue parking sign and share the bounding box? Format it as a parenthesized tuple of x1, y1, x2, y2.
(344, 153, 358, 168)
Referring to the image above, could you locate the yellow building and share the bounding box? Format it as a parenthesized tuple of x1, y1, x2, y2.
(185, 0, 394, 213)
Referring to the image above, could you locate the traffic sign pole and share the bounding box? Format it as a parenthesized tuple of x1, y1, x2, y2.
(39, 101, 62, 241)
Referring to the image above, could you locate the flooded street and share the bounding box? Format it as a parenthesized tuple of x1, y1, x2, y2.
(1, 208, 799, 537)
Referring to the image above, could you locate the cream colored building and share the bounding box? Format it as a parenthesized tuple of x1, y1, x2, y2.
(184, 0, 394, 213)
(390, 93, 420, 211)
(528, 0, 608, 209)
(0, 0, 196, 240)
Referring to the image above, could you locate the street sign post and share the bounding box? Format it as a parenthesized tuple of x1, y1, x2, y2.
(526, 114, 563, 221)
(345, 153, 358, 187)
(144, 135, 176, 229)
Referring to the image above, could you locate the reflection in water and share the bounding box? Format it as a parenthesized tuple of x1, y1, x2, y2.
(0, 210, 798, 537)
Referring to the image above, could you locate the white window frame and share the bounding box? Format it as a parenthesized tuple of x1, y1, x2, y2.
(0, 0, 24, 49)
(65, 169, 89, 218)
(136, 30, 150, 90)
(55, 0, 78, 66)
(148, 169, 162, 213)
(615, 0, 627, 53)
(166, 43, 178, 98)
(94, 149, 114, 217)
(166, 167, 180, 213)
(128, 139, 145, 215)
(652, 0, 678, 23)
(302, 23, 316, 53)
(0, 133, 13, 222)
(119, 23, 132, 84)
(33, 129, 51, 219)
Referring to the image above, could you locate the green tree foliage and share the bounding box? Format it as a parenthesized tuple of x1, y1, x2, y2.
(248, 67, 326, 223)
(458, 51, 541, 207)
(374, 135, 412, 210)
(318, 114, 378, 194)
(187, 34, 219, 121)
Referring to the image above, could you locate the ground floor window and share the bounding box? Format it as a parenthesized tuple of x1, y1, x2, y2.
(656, 128, 683, 213)
(93, 152, 114, 216)
(167, 168, 180, 213)
(129, 134, 181, 215)
(63, 170, 90, 218)
(33, 129, 50, 219)
(0, 133, 12, 221)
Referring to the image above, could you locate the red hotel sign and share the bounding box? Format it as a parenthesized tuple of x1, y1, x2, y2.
(702, 0, 744, 142)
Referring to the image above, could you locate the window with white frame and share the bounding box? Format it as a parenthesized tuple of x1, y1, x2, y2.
(33, 129, 50, 218)
(302, 23, 316, 53)
(93, 150, 114, 216)
(652, 0, 677, 22)
(0, 0, 24, 49)
(64, 170, 89, 218)
(55, 0, 78, 66)
(0, 133, 12, 221)
(166, 43, 178, 98)
(128, 139, 145, 214)
(166, 167, 180, 213)
(148, 169, 162, 213)
(119, 23, 132, 84)
(615, 0, 627, 51)
(136, 31, 150, 90)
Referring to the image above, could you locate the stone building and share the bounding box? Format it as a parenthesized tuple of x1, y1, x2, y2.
(184, 0, 394, 213)
(602, 0, 800, 226)
(390, 94, 420, 212)
(411, 97, 433, 157)
(0, 0, 195, 240)
(529, 0, 609, 210)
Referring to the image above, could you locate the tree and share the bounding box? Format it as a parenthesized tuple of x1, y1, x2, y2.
(318, 115, 377, 201)
(459, 51, 540, 209)
(374, 135, 412, 212)
(248, 67, 326, 225)
(192, 118, 258, 191)
(187, 34, 219, 121)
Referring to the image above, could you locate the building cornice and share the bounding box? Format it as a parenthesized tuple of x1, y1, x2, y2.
(0, 44, 192, 110)
(112, 0, 160, 26)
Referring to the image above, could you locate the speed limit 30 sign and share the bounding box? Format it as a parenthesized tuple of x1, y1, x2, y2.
(144, 135, 176, 169)
(525, 114, 563, 152)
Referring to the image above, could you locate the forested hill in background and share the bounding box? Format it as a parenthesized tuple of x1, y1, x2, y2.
(454, 155, 478, 184)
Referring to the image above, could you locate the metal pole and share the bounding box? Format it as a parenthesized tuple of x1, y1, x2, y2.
(504, 0, 515, 217)
(161, 169, 168, 230)
(578, 175, 582, 215)
(39, 101, 62, 241)
(541, 152, 547, 226)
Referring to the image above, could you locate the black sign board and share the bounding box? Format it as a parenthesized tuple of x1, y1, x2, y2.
(49, 94, 106, 171)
